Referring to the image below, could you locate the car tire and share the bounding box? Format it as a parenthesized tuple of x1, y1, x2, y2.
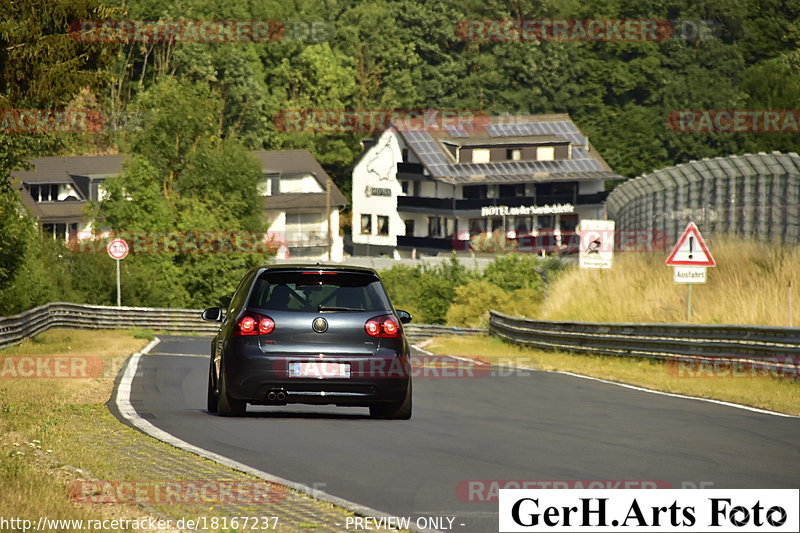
(369, 381, 412, 420)
(217, 365, 246, 417)
(207, 359, 218, 414)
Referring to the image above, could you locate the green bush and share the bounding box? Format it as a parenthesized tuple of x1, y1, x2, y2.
(379, 256, 479, 324)
(483, 254, 554, 292)
(379, 254, 565, 326)
(446, 281, 542, 328)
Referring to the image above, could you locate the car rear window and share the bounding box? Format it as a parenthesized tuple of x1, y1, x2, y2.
(248, 271, 392, 312)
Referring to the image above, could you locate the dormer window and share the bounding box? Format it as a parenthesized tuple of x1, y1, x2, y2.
(472, 149, 490, 163)
(27, 183, 79, 202)
(537, 146, 555, 161)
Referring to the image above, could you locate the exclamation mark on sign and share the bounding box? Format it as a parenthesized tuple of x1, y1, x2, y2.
(688, 236, 694, 259)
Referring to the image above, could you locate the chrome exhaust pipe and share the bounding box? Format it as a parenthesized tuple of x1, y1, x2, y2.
(267, 391, 277, 401)
(276, 391, 287, 401)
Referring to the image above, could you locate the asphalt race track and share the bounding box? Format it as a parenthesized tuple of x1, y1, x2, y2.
(122, 335, 800, 532)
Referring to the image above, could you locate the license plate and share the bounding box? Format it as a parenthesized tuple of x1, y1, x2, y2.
(288, 362, 350, 378)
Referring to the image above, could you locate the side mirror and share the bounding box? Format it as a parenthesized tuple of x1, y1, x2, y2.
(201, 307, 223, 322)
(396, 309, 412, 324)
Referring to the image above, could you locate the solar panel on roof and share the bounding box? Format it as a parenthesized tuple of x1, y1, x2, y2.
(444, 125, 469, 138)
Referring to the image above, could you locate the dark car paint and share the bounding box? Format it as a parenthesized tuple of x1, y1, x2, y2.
(206, 264, 411, 409)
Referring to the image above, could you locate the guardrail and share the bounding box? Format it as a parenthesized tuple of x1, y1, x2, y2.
(0, 302, 484, 350)
(489, 310, 800, 372)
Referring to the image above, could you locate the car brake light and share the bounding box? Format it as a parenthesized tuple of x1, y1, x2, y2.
(365, 315, 401, 338)
(258, 316, 275, 335)
(235, 313, 275, 336)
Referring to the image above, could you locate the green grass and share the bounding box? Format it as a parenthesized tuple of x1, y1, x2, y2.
(425, 335, 800, 416)
(539, 238, 800, 326)
(0, 329, 151, 531)
(0, 329, 380, 532)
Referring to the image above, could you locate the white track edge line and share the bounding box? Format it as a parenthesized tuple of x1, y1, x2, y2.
(411, 344, 799, 419)
(114, 338, 439, 533)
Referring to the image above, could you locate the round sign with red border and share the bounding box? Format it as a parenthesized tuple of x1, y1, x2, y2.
(107, 239, 129, 260)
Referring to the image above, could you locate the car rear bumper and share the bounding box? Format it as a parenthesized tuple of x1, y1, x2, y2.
(223, 345, 410, 406)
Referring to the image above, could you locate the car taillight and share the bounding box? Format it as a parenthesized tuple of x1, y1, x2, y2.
(365, 314, 401, 338)
(235, 313, 275, 336)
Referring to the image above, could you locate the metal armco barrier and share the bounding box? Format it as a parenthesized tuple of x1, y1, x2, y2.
(0, 302, 484, 350)
(489, 310, 800, 373)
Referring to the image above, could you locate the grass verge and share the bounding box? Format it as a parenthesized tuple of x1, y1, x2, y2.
(424, 334, 800, 416)
(0, 328, 383, 532)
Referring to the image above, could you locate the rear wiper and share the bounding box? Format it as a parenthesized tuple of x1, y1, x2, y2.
(318, 306, 365, 312)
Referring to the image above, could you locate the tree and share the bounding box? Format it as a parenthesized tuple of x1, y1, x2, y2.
(0, 0, 118, 313)
(91, 77, 274, 308)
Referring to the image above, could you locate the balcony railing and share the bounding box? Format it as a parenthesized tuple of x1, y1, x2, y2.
(396, 235, 457, 250)
(396, 191, 609, 211)
(396, 162, 425, 174)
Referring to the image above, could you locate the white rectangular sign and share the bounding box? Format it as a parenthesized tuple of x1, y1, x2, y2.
(674, 267, 707, 284)
(578, 220, 615, 269)
(499, 489, 799, 532)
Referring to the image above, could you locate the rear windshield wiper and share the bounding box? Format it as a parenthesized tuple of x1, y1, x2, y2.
(318, 306, 365, 312)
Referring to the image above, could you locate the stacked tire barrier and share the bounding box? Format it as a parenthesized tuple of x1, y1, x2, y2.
(490, 310, 800, 375)
(0, 302, 485, 350)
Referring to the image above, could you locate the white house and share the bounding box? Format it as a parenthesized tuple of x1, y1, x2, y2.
(350, 114, 623, 256)
(11, 150, 347, 261)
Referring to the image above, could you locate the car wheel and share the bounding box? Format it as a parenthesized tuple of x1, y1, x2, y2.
(217, 365, 246, 417)
(369, 381, 412, 420)
(207, 359, 218, 414)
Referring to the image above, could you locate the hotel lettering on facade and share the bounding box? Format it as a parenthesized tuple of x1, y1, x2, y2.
(351, 114, 623, 256)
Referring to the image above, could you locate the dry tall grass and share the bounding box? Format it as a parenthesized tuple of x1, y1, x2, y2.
(540, 238, 800, 326)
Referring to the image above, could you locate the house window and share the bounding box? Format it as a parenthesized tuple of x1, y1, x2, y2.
(463, 185, 488, 199)
(413, 181, 421, 196)
(536, 215, 554, 230)
(96, 183, 109, 201)
(28, 183, 59, 202)
(285, 211, 326, 244)
(507, 148, 521, 160)
(42, 223, 68, 240)
(514, 216, 532, 233)
(377, 215, 389, 236)
(537, 146, 555, 161)
(404, 219, 415, 236)
(559, 214, 578, 232)
(402, 148, 409, 162)
(472, 148, 491, 163)
(360, 214, 372, 234)
(499, 184, 525, 198)
(401, 181, 410, 195)
(428, 216, 443, 238)
(469, 218, 487, 234)
(257, 176, 272, 196)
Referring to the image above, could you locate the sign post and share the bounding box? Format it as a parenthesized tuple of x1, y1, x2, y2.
(107, 239, 129, 307)
(665, 222, 715, 321)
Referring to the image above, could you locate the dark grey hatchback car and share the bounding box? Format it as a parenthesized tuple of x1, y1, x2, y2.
(202, 265, 412, 419)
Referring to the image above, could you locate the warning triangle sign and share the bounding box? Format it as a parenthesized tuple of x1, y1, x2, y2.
(666, 222, 716, 267)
